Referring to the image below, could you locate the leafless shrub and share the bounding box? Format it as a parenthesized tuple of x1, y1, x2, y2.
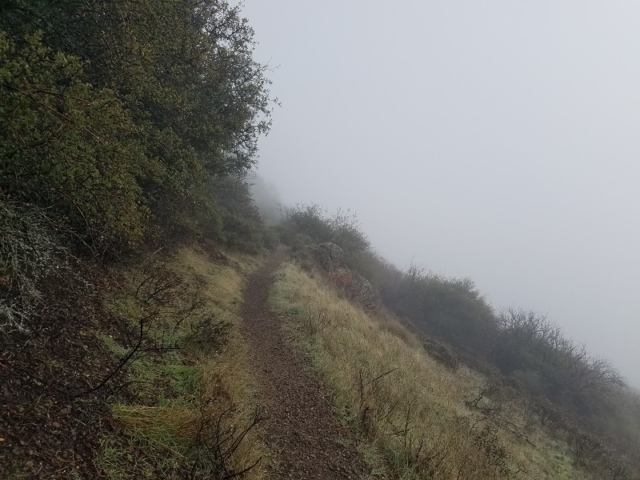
(354, 367, 398, 434)
(0, 199, 76, 334)
(184, 315, 232, 357)
(301, 306, 334, 336)
(470, 423, 511, 478)
(390, 411, 511, 478)
(133, 258, 185, 307)
(466, 380, 537, 447)
(495, 308, 626, 417)
(129, 259, 229, 350)
(187, 400, 266, 479)
(112, 399, 266, 479)
(87, 257, 231, 396)
(570, 431, 605, 468)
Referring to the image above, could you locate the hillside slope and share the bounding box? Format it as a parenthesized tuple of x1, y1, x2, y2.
(3, 237, 638, 479)
(269, 259, 633, 480)
(1, 244, 269, 478)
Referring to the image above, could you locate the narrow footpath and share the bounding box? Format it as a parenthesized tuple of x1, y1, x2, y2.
(241, 247, 369, 479)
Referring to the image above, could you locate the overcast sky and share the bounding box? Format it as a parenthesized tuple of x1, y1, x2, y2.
(241, 1, 640, 388)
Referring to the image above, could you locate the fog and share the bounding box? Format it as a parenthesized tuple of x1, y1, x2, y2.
(241, 1, 640, 388)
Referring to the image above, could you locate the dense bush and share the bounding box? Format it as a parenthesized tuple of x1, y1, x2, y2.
(0, 32, 151, 252)
(494, 308, 626, 417)
(377, 263, 499, 355)
(280, 204, 369, 259)
(209, 175, 280, 253)
(0, 0, 274, 255)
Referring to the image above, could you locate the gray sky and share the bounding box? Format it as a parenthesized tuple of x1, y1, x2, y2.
(242, 1, 640, 388)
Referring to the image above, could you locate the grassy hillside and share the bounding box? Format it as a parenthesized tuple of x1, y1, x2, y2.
(0, 3, 280, 475)
(276, 204, 640, 480)
(270, 261, 595, 479)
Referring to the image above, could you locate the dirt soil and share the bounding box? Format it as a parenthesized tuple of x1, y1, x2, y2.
(241, 247, 370, 479)
(0, 267, 127, 479)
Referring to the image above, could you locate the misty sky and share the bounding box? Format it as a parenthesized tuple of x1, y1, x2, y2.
(241, 1, 640, 388)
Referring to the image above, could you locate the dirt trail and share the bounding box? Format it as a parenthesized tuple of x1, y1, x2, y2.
(241, 247, 369, 479)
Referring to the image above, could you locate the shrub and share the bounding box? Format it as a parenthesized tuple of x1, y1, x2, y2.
(494, 308, 626, 417)
(375, 263, 499, 356)
(0, 32, 151, 252)
(423, 336, 459, 372)
(0, 198, 72, 333)
(209, 175, 276, 253)
(1, 0, 275, 255)
(290, 233, 313, 252)
(280, 204, 369, 258)
(261, 227, 281, 250)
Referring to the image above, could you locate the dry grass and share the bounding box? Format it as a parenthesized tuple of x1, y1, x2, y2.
(171, 247, 261, 309)
(99, 246, 269, 479)
(270, 262, 592, 480)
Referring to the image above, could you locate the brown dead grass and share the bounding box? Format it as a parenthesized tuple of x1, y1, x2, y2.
(270, 262, 592, 480)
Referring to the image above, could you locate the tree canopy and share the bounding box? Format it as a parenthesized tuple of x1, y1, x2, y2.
(0, 0, 273, 253)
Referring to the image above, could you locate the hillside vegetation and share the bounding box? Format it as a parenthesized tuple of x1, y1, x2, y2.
(1, 1, 277, 477)
(0, 0, 277, 259)
(271, 262, 581, 478)
(276, 204, 640, 479)
(2, 1, 640, 478)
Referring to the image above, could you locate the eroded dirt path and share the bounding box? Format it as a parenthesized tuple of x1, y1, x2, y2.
(241, 247, 369, 479)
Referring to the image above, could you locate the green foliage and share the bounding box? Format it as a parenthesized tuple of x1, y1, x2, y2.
(0, 0, 272, 172)
(209, 175, 280, 253)
(291, 233, 313, 252)
(0, 32, 151, 250)
(280, 204, 333, 244)
(280, 204, 370, 258)
(0, 0, 274, 254)
(262, 227, 281, 250)
(330, 208, 371, 255)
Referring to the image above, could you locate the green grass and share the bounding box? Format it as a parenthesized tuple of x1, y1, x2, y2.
(96, 246, 269, 479)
